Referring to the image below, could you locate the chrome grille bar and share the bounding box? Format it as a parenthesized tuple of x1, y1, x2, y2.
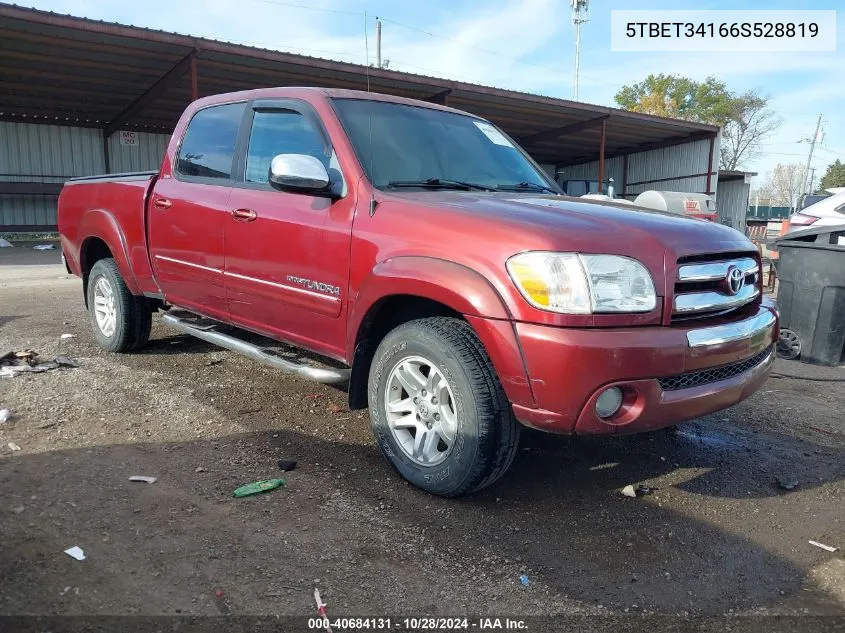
(675, 284, 760, 314)
(677, 257, 758, 282)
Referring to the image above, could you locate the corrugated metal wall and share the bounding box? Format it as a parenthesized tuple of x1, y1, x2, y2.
(553, 136, 718, 201)
(625, 137, 715, 197)
(0, 122, 168, 229)
(715, 177, 750, 233)
(556, 156, 625, 192)
(107, 132, 169, 173)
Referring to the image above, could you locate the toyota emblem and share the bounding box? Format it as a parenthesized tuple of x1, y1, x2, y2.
(726, 266, 745, 295)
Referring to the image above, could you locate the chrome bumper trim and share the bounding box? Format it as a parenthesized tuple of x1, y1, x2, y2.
(686, 309, 776, 348)
(677, 258, 758, 282)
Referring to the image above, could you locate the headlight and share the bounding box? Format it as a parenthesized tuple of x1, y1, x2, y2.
(506, 252, 657, 314)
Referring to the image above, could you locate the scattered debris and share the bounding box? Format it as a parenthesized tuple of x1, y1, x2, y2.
(0, 238, 12, 248)
(33, 244, 55, 250)
(205, 359, 223, 367)
(809, 540, 838, 553)
(7, 442, 21, 452)
(314, 588, 332, 632)
(38, 422, 57, 429)
(12, 505, 24, 514)
(1, 350, 80, 378)
(622, 484, 655, 498)
(232, 478, 286, 497)
(64, 546, 85, 561)
(776, 474, 799, 490)
(807, 425, 835, 436)
(237, 407, 261, 415)
(129, 476, 157, 484)
(195, 466, 206, 473)
(278, 459, 297, 472)
(0, 408, 10, 423)
(519, 574, 530, 586)
(327, 403, 344, 414)
(215, 590, 224, 599)
(60, 333, 75, 340)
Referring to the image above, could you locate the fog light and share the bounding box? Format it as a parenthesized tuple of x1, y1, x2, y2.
(595, 387, 623, 419)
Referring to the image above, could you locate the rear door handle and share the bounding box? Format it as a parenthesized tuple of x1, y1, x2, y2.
(230, 208, 257, 222)
(153, 197, 172, 210)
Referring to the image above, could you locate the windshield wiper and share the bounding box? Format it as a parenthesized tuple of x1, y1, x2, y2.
(385, 178, 496, 192)
(496, 181, 559, 194)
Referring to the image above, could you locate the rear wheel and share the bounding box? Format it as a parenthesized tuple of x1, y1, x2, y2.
(368, 317, 520, 497)
(86, 258, 151, 352)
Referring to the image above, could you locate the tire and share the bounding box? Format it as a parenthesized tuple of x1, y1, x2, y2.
(86, 258, 152, 353)
(368, 317, 520, 497)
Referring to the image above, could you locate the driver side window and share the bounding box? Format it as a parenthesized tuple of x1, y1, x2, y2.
(245, 110, 330, 184)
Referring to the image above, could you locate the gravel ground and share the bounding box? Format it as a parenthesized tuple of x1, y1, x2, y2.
(0, 244, 843, 619)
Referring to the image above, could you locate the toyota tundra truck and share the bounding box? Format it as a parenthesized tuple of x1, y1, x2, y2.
(58, 88, 777, 497)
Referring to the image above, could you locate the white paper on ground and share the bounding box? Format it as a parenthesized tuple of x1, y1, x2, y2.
(64, 546, 86, 561)
(129, 475, 157, 484)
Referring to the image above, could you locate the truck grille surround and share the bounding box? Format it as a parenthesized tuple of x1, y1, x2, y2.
(658, 344, 774, 391)
(672, 254, 761, 322)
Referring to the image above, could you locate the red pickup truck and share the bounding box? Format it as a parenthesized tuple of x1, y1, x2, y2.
(59, 87, 777, 496)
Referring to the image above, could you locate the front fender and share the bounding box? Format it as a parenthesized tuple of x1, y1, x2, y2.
(78, 209, 140, 295)
(349, 256, 536, 408)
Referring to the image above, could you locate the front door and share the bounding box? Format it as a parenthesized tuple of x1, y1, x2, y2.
(148, 101, 246, 320)
(224, 101, 355, 360)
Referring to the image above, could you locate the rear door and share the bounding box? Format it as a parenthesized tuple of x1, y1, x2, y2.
(148, 101, 246, 320)
(223, 100, 355, 359)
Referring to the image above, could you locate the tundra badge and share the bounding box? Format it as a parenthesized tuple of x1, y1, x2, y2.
(286, 275, 341, 296)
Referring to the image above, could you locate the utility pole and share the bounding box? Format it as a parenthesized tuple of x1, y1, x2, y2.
(376, 18, 382, 69)
(571, 0, 589, 100)
(802, 114, 823, 198)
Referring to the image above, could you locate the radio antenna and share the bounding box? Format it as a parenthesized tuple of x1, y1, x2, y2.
(363, 12, 377, 215)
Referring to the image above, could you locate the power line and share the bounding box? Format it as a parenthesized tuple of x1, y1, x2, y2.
(249, 0, 362, 16)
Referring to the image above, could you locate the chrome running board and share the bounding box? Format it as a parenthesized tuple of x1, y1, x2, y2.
(162, 312, 351, 385)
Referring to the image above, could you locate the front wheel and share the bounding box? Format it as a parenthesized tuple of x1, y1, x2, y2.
(86, 258, 151, 353)
(368, 317, 520, 497)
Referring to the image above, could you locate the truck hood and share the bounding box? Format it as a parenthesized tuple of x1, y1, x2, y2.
(386, 191, 753, 259)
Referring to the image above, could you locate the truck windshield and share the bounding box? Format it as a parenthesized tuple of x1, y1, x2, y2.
(331, 98, 559, 193)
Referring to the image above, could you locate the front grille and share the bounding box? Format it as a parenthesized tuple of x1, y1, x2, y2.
(672, 254, 761, 321)
(658, 344, 773, 391)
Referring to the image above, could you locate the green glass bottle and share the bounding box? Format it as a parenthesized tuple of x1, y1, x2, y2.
(232, 478, 286, 497)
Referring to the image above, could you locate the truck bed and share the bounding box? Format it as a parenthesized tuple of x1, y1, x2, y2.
(58, 171, 159, 295)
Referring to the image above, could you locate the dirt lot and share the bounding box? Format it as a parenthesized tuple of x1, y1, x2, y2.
(1, 244, 843, 619)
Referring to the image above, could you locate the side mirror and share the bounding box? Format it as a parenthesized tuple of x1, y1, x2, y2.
(268, 154, 331, 193)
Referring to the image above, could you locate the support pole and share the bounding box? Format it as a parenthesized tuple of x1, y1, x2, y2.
(597, 119, 606, 194)
(102, 131, 111, 174)
(705, 133, 716, 194)
(621, 153, 628, 199)
(190, 51, 198, 101)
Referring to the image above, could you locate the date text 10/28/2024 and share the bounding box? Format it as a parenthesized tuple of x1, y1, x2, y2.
(308, 618, 528, 630)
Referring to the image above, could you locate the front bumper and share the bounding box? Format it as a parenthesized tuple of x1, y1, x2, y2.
(511, 303, 778, 434)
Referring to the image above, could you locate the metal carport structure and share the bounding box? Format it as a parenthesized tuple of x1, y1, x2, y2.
(0, 2, 720, 231)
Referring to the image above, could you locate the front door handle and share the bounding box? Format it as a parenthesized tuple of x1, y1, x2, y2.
(230, 208, 257, 222)
(153, 197, 172, 210)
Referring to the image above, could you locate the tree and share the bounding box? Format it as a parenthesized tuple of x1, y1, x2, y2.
(614, 74, 734, 124)
(817, 159, 845, 192)
(615, 74, 780, 170)
(761, 163, 807, 210)
(719, 93, 781, 171)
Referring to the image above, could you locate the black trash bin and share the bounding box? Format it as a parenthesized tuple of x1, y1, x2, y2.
(775, 225, 845, 366)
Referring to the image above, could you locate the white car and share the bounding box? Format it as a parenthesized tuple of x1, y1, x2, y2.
(786, 187, 845, 234)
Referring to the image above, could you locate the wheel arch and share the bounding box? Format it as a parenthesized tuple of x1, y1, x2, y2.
(346, 257, 534, 410)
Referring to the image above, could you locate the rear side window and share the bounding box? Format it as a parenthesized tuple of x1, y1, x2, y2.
(176, 102, 246, 180)
(245, 110, 329, 184)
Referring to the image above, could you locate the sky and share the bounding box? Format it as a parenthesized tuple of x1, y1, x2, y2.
(19, 0, 845, 188)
